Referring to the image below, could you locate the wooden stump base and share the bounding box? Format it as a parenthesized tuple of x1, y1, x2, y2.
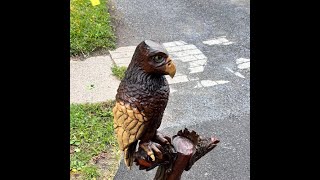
(133, 128, 220, 180)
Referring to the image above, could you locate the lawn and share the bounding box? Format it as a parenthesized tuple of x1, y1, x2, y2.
(70, 101, 120, 179)
(111, 65, 127, 80)
(70, 0, 116, 56)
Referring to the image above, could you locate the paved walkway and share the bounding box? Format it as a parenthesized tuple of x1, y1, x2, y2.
(70, 55, 120, 103)
(70, 42, 186, 104)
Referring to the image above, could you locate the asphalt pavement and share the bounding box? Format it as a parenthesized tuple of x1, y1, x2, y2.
(110, 0, 250, 179)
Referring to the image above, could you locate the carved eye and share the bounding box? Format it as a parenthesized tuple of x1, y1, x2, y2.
(153, 55, 164, 63)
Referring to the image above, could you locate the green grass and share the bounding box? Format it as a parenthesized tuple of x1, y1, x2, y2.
(70, 0, 116, 56)
(70, 101, 118, 179)
(111, 65, 127, 80)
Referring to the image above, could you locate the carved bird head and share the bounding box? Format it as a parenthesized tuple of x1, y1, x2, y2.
(129, 40, 176, 78)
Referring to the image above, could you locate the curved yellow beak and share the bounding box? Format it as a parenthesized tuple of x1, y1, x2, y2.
(164, 57, 176, 78)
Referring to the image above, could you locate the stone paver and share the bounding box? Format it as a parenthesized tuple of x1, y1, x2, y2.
(109, 46, 136, 67)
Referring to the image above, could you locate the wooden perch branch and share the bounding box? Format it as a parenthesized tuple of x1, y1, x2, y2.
(133, 128, 220, 180)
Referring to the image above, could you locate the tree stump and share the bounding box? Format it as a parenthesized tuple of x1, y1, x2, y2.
(133, 128, 220, 180)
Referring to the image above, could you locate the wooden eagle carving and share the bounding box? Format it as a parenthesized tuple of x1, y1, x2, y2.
(113, 40, 176, 168)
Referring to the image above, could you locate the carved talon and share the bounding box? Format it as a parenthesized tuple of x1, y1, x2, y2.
(139, 141, 164, 161)
(154, 131, 171, 145)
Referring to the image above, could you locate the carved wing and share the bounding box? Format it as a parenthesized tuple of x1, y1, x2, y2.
(113, 101, 149, 150)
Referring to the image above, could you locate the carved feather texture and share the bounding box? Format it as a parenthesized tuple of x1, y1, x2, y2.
(113, 102, 147, 151)
(113, 40, 171, 167)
